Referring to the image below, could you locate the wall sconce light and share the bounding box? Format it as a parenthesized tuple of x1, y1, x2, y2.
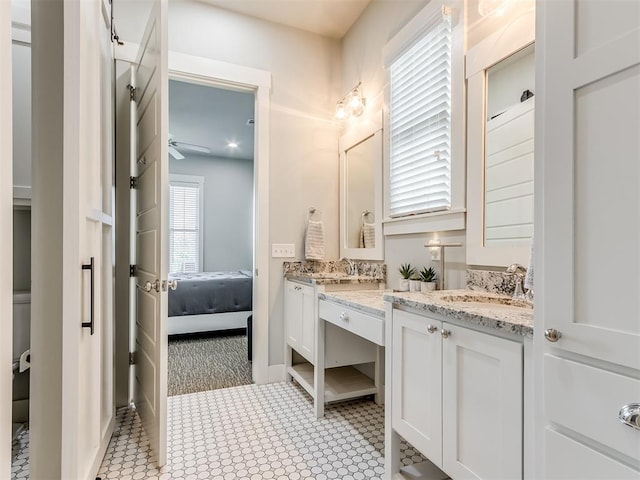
(478, 0, 510, 17)
(335, 82, 366, 120)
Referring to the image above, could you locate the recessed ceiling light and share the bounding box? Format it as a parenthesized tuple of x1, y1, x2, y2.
(228, 142, 239, 148)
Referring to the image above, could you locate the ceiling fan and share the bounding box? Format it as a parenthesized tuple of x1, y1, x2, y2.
(168, 133, 213, 160)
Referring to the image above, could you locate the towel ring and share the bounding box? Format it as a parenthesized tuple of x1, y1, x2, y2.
(361, 210, 374, 222)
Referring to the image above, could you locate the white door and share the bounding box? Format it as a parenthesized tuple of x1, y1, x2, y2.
(0, 0, 12, 476)
(132, 0, 169, 468)
(538, 0, 640, 477)
(75, 1, 116, 476)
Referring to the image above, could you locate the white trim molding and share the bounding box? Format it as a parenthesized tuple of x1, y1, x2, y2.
(167, 53, 272, 386)
(381, 0, 466, 234)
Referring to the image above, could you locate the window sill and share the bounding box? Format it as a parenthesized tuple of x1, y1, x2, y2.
(383, 208, 466, 236)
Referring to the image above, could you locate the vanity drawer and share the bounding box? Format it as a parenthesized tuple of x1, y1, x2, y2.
(319, 299, 384, 346)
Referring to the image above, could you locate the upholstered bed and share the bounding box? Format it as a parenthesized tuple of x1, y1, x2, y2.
(168, 270, 253, 335)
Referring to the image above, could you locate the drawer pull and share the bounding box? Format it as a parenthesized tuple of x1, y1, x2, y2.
(619, 403, 640, 431)
(339, 312, 350, 322)
(441, 328, 451, 339)
(427, 324, 437, 334)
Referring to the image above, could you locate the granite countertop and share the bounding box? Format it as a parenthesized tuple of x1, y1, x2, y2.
(285, 273, 383, 286)
(384, 290, 534, 338)
(317, 290, 386, 318)
(316, 288, 534, 338)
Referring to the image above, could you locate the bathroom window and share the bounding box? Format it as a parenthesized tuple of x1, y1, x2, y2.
(169, 174, 204, 273)
(383, 0, 465, 233)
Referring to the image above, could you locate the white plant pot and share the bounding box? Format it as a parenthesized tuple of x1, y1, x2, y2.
(398, 279, 410, 292)
(410, 280, 422, 292)
(421, 281, 437, 293)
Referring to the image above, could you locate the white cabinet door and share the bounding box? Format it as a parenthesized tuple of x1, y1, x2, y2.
(391, 310, 443, 467)
(284, 280, 315, 363)
(538, 0, 640, 477)
(442, 324, 522, 480)
(285, 281, 303, 351)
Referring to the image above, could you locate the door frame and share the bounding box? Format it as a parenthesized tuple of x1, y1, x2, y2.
(116, 46, 272, 385)
(168, 52, 271, 384)
(0, 0, 13, 476)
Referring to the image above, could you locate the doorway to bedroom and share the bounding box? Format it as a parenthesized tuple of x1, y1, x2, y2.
(166, 78, 255, 396)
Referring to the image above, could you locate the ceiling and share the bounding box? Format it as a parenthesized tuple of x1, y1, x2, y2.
(196, 0, 371, 38)
(169, 79, 255, 161)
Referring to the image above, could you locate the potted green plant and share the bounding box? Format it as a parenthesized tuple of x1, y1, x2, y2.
(397, 263, 415, 292)
(419, 266, 437, 292)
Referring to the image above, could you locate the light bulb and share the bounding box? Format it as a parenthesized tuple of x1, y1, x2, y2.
(348, 90, 365, 117)
(335, 102, 347, 120)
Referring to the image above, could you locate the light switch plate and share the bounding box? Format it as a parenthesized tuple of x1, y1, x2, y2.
(272, 243, 295, 258)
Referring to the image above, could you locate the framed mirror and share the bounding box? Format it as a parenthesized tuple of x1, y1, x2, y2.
(466, 10, 535, 266)
(339, 110, 384, 260)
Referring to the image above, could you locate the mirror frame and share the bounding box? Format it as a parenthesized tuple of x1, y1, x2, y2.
(339, 110, 384, 260)
(465, 10, 535, 266)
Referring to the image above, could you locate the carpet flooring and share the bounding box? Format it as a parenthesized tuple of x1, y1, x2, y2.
(168, 330, 252, 396)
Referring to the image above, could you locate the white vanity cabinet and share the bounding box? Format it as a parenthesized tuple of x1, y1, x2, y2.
(284, 279, 383, 418)
(284, 280, 315, 363)
(390, 309, 523, 480)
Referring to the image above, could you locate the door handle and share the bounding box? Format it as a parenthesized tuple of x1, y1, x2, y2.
(619, 403, 640, 431)
(138, 279, 160, 293)
(81, 257, 95, 335)
(161, 280, 178, 292)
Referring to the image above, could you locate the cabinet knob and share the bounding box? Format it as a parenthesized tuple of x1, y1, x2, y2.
(441, 328, 451, 339)
(339, 312, 350, 322)
(427, 324, 437, 334)
(544, 328, 561, 343)
(619, 403, 640, 431)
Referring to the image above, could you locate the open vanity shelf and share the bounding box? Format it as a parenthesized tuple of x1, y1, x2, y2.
(288, 362, 377, 403)
(284, 277, 385, 417)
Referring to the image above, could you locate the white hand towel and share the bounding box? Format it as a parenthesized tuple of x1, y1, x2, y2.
(363, 222, 376, 248)
(524, 235, 534, 291)
(305, 219, 325, 260)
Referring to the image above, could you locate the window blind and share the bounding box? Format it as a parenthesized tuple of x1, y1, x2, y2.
(389, 10, 452, 217)
(169, 182, 201, 273)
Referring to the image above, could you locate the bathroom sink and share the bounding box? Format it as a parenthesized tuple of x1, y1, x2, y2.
(439, 293, 533, 310)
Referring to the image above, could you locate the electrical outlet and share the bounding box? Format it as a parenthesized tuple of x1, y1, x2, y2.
(272, 243, 295, 258)
(430, 248, 441, 261)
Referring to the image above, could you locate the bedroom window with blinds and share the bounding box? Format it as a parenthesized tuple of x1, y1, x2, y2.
(169, 175, 204, 273)
(388, 7, 453, 217)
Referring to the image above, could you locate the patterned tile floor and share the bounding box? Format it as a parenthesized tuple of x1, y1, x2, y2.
(10, 428, 29, 479)
(12, 381, 424, 479)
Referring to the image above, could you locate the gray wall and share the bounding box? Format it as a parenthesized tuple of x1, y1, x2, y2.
(169, 154, 254, 271)
(13, 209, 31, 291)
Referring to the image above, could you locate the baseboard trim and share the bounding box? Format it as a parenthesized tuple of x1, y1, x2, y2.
(268, 364, 286, 383)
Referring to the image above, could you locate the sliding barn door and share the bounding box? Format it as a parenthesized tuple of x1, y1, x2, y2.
(0, 1, 12, 477)
(132, 0, 170, 467)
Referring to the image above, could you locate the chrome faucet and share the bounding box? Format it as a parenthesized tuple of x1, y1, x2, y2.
(505, 264, 528, 300)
